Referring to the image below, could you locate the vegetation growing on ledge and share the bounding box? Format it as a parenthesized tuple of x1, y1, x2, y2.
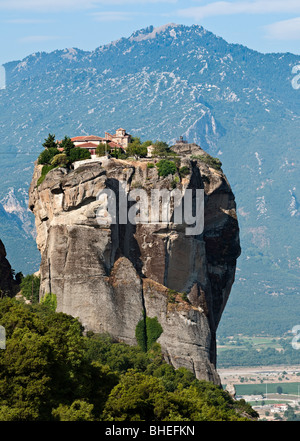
(156, 159, 177, 177)
(0, 298, 257, 421)
(167, 289, 190, 305)
(36, 132, 221, 192)
(191, 154, 222, 170)
(37, 134, 91, 186)
(135, 315, 163, 352)
(36, 133, 195, 189)
(97, 138, 175, 160)
(179, 165, 190, 178)
(37, 164, 56, 186)
(38, 147, 60, 166)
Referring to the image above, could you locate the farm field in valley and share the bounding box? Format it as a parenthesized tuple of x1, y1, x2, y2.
(219, 365, 300, 420)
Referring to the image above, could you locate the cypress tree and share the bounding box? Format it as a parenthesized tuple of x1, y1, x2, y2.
(42, 133, 57, 149)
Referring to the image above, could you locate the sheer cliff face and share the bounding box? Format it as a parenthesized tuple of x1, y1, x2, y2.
(29, 146, 240, 384)
(0, 239, 14, 296)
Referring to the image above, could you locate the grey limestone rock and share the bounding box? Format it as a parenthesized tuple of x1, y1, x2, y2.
(29, 146, 240, 384)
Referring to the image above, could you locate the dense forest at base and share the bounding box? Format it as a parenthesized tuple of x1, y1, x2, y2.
(0, 298, 257, 421)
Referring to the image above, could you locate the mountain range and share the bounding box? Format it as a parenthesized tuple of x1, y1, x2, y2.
(0, 23, 299, 336)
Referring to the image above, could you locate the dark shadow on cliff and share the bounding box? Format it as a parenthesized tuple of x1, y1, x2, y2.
(105, 177, 144, 277)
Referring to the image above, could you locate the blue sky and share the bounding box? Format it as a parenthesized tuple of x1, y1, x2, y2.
(0, 0, 299, 65)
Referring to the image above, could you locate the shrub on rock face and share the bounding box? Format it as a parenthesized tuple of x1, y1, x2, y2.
(179, 166, 190, 178)
(38, 148, 60, 165)
(191, 154, 222, 170)
(37, 164, 56, 187)
(135, 316, 163, 352)
(69, 147, 91, 162)
(51, 153, 68, 168)
(156, 159, 177, 177)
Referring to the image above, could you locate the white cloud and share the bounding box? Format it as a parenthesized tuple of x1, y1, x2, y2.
(264, 17, 300, 40)
(0, 0, 90, 10)
(176, 0, 300, 19)
(96, 0, 176, 3)
(90, 11, 134, 22)
(0, 0, 176, 11)
(19, 35, 62, 43)
(5, 18, 52, 24)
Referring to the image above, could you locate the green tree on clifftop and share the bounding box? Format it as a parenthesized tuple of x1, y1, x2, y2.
(42, 133, 57, 149)
(59, 136, 75, 157)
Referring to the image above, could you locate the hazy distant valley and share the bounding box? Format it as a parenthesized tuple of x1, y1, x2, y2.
(0, 23, 299, 337)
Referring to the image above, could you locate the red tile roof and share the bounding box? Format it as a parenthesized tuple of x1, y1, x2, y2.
(109, 141, 123, 149)
(74, 142, 98, 148)
(72, 135, 105, 142)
